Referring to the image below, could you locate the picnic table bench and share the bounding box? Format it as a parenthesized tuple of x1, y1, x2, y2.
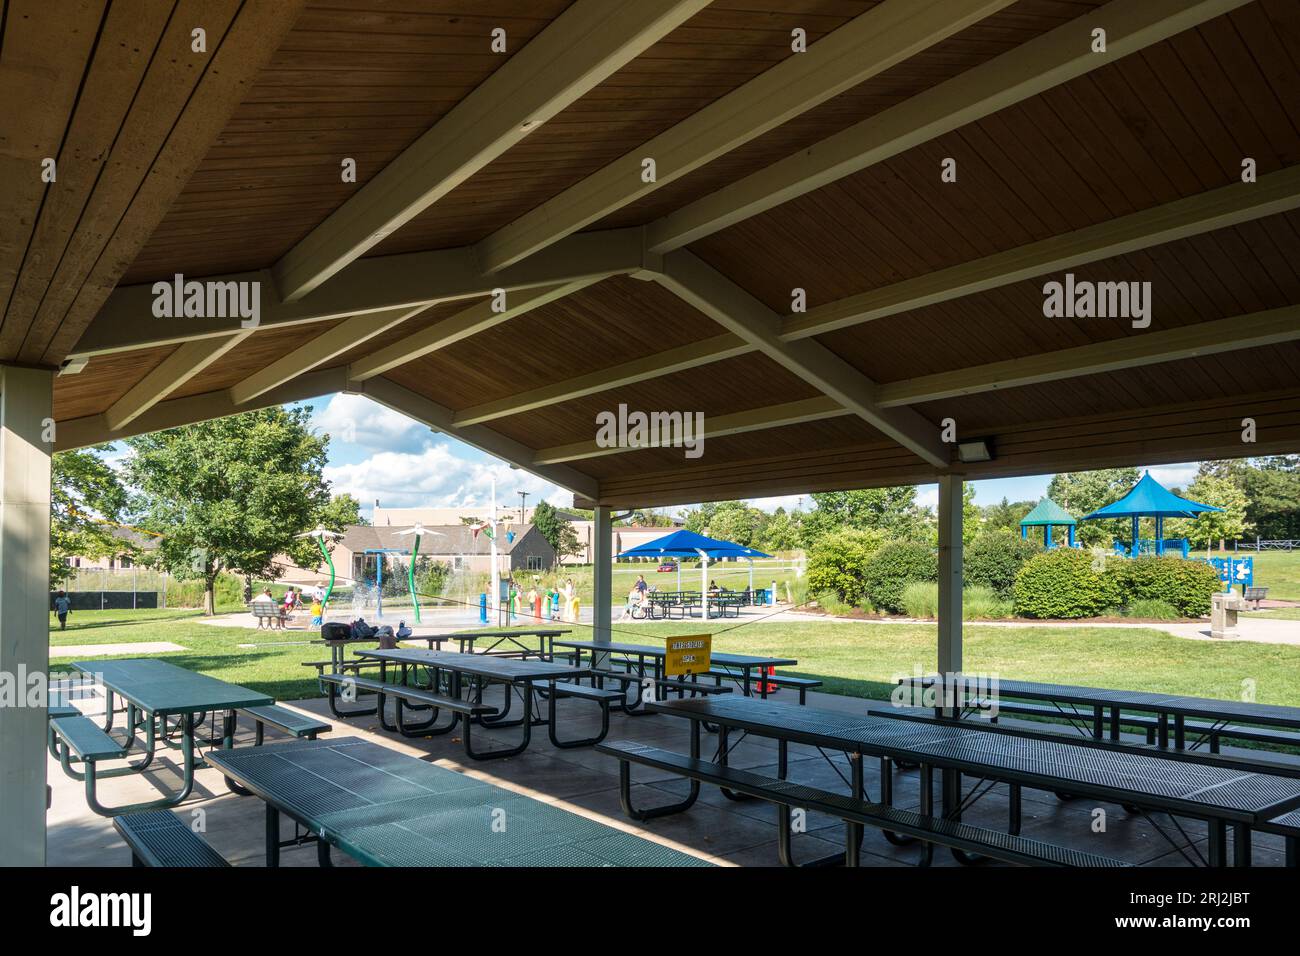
(114, 810, 230, 868)
(611, 695, 1300, 867)
(248, 597, 286, 629)
(353, 647, 603, 757)
(901, 675, 1300, 753)
(207, 737, 713, 867)
(51, 659, 273, 815)
(421, 628, 569, 658)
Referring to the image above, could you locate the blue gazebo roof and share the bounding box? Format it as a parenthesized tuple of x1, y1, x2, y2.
(616, 529, 770, 560)
(1080, 471, 1223, 521)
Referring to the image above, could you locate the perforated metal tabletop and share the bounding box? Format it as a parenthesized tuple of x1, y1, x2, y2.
(554, 639, 797, 668)
(356, 648, 587, 682)
(208, 737, 711, 867)
(651, 697, 1300, 825)
(70, 658, 273, 715)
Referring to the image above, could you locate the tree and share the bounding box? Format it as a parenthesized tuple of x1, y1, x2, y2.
(50, 447, 129, 584)
(1047, 468, 1139, 547)
(627, 508, 674, 527)
(1167, 473, 1250, 552)
(981, 497, 1037, 534)
(705, 501, 763, 546)
(758, 508, 802, 553)
(532, 500, 581, 565)
(125, 407, 334, 615)
(1243, 459, 1300, 540)
(801, 487, 925, 544)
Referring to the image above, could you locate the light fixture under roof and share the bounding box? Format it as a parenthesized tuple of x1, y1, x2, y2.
(956, 439, 993, 463)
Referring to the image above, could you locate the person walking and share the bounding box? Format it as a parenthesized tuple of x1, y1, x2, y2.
(53, 590, 72, 630)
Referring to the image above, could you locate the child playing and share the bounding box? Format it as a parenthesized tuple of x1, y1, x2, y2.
(54, 590, 72, 630)
(310, 599, 323, 627)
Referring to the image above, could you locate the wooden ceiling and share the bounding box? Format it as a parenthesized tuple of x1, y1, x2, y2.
(7, 0, 1299, 508)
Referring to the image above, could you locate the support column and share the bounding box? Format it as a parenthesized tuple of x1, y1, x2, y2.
(592, 505, 612, 669)
(0, 366, 54, 867)
(937, 474, 963, 677)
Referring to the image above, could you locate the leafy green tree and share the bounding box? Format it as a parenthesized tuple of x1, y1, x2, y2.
(758, 508, 802, 553)
(1047, 468, 1139, 547)
(705, 501, 763, 546)
(805, 528, 889, 606)
(125, 407, 334, 615)
(50, 446, 129, 583)
(1243, 459, 1300, 540)
(801, 487, 924, 545)
(532, 500, 580, 565)
(981, 497, 1037, 534)
(1168, 473, 1250, 552)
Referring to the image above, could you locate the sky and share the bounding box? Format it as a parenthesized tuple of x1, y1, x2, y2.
(294, 394, 1202, 522)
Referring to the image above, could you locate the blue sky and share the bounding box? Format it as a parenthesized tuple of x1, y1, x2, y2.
(295, 393, 1200, 520)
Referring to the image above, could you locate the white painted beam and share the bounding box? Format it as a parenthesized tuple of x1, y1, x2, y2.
(654, 250, 950, 468)
(877, 306, 1300, 407)
(0, 366, 53, 866)
(477, 0, 1014, 273)
(453, 332, 751, 426)
(592, 505, 613, 657)
(647, 0, 1254, 252)
(937, 474, 963, 674)
(272, 0, 710, 301)
(70, 228, 646, 359)
(356, 376, 600, 499)
(783, 167, 1300, 340)
(56, 367, 348, 452)
(534, 396, 846, 464)
(230, 306, 422, 405)
(105, 332, 249, 431)
(348, 280, 590, 383)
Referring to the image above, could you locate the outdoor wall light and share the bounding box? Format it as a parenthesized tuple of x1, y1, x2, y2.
(956, 439, 993, 463)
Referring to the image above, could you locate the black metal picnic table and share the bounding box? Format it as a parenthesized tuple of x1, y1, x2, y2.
(59, 659, 273, 814)
(422, 628, 570, 657)
(647, 696, 1300, 866)
(900, 675, 1300, 751)
(354, 647, 591, 757)
(551, 638, 796, 699)
(208, 737, 711, 867)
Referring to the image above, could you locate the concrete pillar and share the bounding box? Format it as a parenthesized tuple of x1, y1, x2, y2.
(0, 366, 54, 866)
(592, 505, 612, 668)
(937, 474, 963, 677)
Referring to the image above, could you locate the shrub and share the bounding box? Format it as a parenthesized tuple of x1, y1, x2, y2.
(813, 590, 853, 617)
(1125, 598, 1181, 620)
(964, 533, 1042, 599)
(805, 528, 889, 606)
(1103, 555, 1221, 617)
(862, 541, 937, 613)
(898, 582, 1009, 620)
(1013, 549, 1109, 619)
(900, 581, 938, 618)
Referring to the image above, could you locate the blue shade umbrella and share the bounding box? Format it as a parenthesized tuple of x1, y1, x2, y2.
(617, 530, 771, 612)
(1080, 471, 1222, 556)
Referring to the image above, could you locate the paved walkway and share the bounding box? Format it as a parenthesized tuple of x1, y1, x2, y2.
(50, 641, 185, 658)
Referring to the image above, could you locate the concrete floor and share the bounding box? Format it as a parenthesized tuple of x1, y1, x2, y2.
(46, 686, 1295, 868)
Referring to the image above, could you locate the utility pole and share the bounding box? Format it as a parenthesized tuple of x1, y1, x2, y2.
(518, 490, 529, 526)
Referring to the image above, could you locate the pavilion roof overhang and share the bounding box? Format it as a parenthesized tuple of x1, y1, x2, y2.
(4, 0, 1296, 508)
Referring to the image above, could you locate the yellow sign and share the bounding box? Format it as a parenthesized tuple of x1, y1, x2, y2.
(664, 634, 712, 677)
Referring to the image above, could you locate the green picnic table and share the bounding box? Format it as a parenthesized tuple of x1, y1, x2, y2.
(52, 659, 273, 815)
(208, 736, 713, 867)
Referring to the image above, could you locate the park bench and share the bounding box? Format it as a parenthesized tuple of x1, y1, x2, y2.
(114, 809, 230, 868)
(249, 597, 285, 629)
(598, 741, 1129, 868)
(236, 704, 330, 745)
(708, 667, 822, 704)
(703, 593, 745, 618)
(50, 715, 125, 763)
(1243, 586, 1270, 609)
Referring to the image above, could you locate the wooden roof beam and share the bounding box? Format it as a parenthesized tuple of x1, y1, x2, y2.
(476, 0, 1015, 273)
(69, 227, 647, 359)
(653, 250, 950, 469)
(347, 280, 591, 383)
(271, 0, 710, 302)
(104, 333, 250, 431)
(647, 0, 1255, 253)
(783, 166, 1300, 339)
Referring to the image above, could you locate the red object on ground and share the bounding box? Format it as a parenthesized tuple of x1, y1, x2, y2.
(758, 665, 778, 695)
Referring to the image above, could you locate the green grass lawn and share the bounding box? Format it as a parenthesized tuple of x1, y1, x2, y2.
(48, 608, 1300, 708)
(1248, 550, 1300, 601)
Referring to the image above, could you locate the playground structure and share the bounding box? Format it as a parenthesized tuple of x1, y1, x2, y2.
(1082, 471, 1222, 559)
(1019, 498, 1076, 548)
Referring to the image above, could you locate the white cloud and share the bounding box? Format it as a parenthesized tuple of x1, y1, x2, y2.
(915, 484, 939, 510)
(311, 394, 427, 453)
(1143, 462, 1198, 489)
(324, 442, 569, 514)
(745, 495, 805, 512)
